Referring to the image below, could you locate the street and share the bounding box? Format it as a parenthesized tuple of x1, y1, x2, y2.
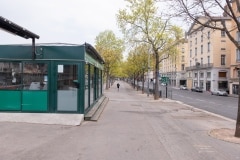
(171, 88, 238, 120)
(136, 82, 238, 120)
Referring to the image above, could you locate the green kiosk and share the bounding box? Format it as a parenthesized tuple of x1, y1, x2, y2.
(0, 43, 104, 114)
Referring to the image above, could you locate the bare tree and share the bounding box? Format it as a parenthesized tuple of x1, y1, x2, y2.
(170, 0, 240, 137)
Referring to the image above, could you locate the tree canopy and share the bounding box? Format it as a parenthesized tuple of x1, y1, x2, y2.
(95, 30, 125, 89)
(117, 0, 183, 99)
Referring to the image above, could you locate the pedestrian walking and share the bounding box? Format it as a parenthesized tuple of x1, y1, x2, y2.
(117, 83, 120, 91)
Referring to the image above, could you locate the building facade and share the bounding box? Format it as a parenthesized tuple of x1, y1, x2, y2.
(160, 38, 188, 88)
(186, 17, 232, 91)
(229, 0, 240, 95)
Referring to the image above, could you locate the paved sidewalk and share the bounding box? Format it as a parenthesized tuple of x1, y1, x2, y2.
(0, 81, 240, 160)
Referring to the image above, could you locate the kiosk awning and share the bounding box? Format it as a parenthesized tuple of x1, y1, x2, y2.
(0, 16, 39, 39)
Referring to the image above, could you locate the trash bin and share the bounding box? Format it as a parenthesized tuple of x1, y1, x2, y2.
(159, 90, 162, 98)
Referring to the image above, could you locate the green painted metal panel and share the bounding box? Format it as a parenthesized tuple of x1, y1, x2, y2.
(0, 45, 32, 59)
(0, 91, 21, 110)
(85, 53, 104, 69)
(40, 46, 85, 60)
(22, 91, 48, 111)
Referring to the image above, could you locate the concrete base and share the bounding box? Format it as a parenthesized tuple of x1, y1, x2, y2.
(0, 113, 84, 126)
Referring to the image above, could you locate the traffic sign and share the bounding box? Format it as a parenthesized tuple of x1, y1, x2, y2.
(161, 77, 169, 83)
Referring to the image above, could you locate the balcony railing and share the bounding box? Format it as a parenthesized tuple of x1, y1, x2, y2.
(185, 63, 213, 71)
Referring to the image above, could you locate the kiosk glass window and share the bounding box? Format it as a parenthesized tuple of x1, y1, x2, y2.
(99, 70, 102, 96)
(22, 63, 48, 90)
(85, 64, 89, 109)
(90, 65, 95, 105)
(57, 64, 78, 112)
(0, 62, 22, 90)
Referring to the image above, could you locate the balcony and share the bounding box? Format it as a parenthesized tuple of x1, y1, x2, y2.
(229, 78, 239, 83)
(186, 63, 213, 71)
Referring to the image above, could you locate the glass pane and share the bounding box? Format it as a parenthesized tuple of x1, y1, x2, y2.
(85, 64, 89, 109)
(0, 62, 22, 90)
(57, 64, 78, 111)
(98, 69, 102, 98)
(90, 65, 95, 105)
(23, 63, 48, 90)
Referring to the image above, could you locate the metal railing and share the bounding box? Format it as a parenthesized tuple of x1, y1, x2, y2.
(185, 63, 213, 71)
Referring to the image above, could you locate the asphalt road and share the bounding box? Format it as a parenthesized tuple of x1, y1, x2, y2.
(171, 88, 238, 120)
(136, 82, 238, 120)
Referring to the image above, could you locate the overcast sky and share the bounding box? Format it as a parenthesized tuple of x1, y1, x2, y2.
(0, 0, 127, 45)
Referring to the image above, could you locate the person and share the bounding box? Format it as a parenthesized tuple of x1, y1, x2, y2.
(117, 83, 120, 91)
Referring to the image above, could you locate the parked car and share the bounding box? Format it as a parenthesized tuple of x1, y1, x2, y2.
(180, 85, 187, 90)
(161, 83, 166, 86)
(211, 89, 228, 96)
(191, 87, 203, 92)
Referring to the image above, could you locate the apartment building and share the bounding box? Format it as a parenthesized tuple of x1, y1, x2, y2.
(186, 16, 232, 91)
(160, 38, 188, 87)
(229, 0, 240, 95)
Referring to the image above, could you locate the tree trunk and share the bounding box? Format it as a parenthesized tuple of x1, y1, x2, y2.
(105, 71, 109, 90)
(154, 52, 160, 100)
(235, 76, 240, 137)
(142, 72, 145, 94)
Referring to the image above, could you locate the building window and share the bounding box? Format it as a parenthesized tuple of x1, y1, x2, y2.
(201, 45, 203, 54)
(208, 31, 210, 39)
(188, 72, 191, 78)
(190, 49, 192, 57)
(190, 60, 192, 67)
(207, 42, 211, 52)
(237, 17, 240, 22)
(23, 63, 48, 90)
(182, 48, 185, 53)
(0, 62, 22, 90)
(207, 56, 210, 64)
(201, 58, 203, 65)
(181, 55, 185, 62)
(181, 64, 185, 71)
(237, 31, 240, 42)
(190, 41, 192, 47)
(201, 34, 203, 42)
(236, 49, 240, 62)
(195, 72, 198, 78)
(207, 72, 211, 78)
(233, 84, 238, 95)
(221, 55, 226, 65)
(200, 72, 204, 78)
(219, 72, 227, 78)
(221, 31, 226, 37)
(195, 38, 197, 44)
(195, 47, 197, 56)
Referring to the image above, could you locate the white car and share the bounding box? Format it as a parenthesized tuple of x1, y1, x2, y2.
(180, 85, 187, 90)
(211, 89, 228, 96)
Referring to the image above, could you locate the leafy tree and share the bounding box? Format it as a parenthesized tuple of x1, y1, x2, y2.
(124, 44, 150, 92)
(95, 30, 124, 89)
(170, 0, 240, 137)
(117, 0, 183, 99)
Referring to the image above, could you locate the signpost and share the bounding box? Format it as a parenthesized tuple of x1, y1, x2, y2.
(161, 77, 169, 84)
(161, 77, 169, 98)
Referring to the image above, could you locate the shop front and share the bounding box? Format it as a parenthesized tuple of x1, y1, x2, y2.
(0, 43, 104, 114)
